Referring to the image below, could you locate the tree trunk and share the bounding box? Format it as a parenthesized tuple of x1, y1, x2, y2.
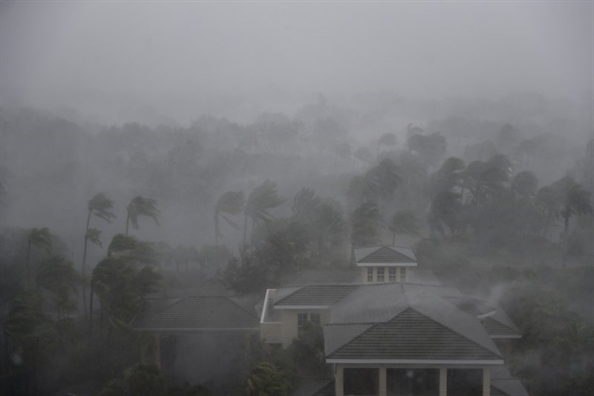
(564, 213, 570, 235)
(125, 213, 130, 236)
(214, 213, 219, 246)
(88, 284, 94, 346)
(25, 242, 32, 290)
(82, 210, 91, 318)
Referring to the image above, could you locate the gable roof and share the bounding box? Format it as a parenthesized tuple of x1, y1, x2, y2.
(355, 245, 417, 266)
(326, 307, 502, 364)
(444, 296, 497, 318)
(280, 269, 361, 287)
(132, 296, 259, 332)
(483, 317, 522, 338)
(274, 284, 358, 308)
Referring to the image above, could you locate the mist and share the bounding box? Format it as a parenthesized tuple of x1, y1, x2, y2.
(0, 2, 593, 396)
(2, 1, 592, 124)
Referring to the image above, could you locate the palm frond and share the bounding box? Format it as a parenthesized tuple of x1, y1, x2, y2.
(88, 193, 116, 223)
(85, 228, 102, 247)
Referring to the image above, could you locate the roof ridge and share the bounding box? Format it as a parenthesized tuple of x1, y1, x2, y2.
(226, 296, 260, 319)
(272, 285, 305, 305)
(404, 307, 502, 359)
(325, 322, 376, 327)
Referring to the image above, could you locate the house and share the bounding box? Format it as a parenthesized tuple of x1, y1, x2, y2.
(258, 245, 527, 396)
(132, 296, 259, 392)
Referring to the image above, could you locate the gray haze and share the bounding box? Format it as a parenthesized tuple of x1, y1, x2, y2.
(1, 1, 592, 123)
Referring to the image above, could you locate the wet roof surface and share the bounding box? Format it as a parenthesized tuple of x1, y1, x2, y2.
(132, 296, 259, 331)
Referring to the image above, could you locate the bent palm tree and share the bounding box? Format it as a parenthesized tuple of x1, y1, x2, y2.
(389, 210, 419, 245)
(214, 191, 244, 245)
(126, 196, 159, 235)
(552, 177, 593, 234)
(82, 193, 115, 317)
(26, 227, 52, 289)
(243, 180, 284, 248)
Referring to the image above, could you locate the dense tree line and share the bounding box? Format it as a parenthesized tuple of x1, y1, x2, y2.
(0, 100, 592, 395)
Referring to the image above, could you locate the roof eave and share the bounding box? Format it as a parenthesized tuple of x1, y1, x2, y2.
(357, 262, 417, 267)
(132, 327, 260, 332)
(326, 358, 505, 365)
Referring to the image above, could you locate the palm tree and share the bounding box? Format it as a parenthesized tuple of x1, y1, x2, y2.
(429, 191, 462, 237)
(36, 255, 79, 319)
(82, 193, 115, 317)
(551, 177, 593, 234)
(25, 227, 52, 288)
(243, 180, 284, 248)
(214, 191, 244, 245)
(351, 202, 381, 262)
(245, 362, 292, 396)
(511, 171, 538, 199)
(126, 196, 159, 235)
(535, 186, 562, 238)
(365, 158, 401, 212)
(389, 210, 419, 245)
(292, 188, 322, 220)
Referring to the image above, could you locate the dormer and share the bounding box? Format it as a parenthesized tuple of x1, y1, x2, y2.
(354, 245, 417, 284)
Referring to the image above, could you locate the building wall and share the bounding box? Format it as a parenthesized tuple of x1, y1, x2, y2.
(278, 309, 330, 347)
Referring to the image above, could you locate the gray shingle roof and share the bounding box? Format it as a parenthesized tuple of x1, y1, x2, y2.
(324, 323, 373, 356)
(280, 269, 361, 287)
(132, 296, 259, 331)
(274, 285, 358, 307)
(355, 245, 416, 265)
(326, 307, 502, 362)
(445, 296, 497, 317)
(483, 317, 521, 338)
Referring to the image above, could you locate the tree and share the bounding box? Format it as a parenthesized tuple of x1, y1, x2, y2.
(82, 193, 116, 317)
(429, 191, 463, 237)
(4, 290, 60, 395)
(407, 132, 447, 167)
(512, 171, 538, 199)
(214, 191, 245, 245)
(351, 202, 381, 261)
(126, 196, 159, 236)
(245, 362, 292, 396)
(551, 177, 593, 234)
(365, 158, 401, 211)
(293, 189, 345, 260)
(389, 210, 419, 245)
(243, 180, 284, 248)
(25, 227, 52, 289)
(535, 186, 562, 239)
(429, 157, 465, 197)
(36, 255, 79, 319)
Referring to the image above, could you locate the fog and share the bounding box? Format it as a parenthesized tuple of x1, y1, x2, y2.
(1, 2, 593, 396)
(2, 2, 592, 123)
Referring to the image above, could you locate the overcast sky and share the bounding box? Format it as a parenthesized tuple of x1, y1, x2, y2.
(1, 1, 592, 121)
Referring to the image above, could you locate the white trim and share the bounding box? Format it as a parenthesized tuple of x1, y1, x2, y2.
(261, 289, 271, 323)
(274, 305, 330, 309)
(326, 359, 504, 365)
(357, 262, 417, 267)
(477, 310, 496, 319)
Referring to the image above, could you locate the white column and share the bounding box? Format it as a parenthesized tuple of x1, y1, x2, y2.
(335, 365, 344, 396)
(379, 367, 387, 396)
(483, 368, 491, 396)
(439, 368, 447, 396)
